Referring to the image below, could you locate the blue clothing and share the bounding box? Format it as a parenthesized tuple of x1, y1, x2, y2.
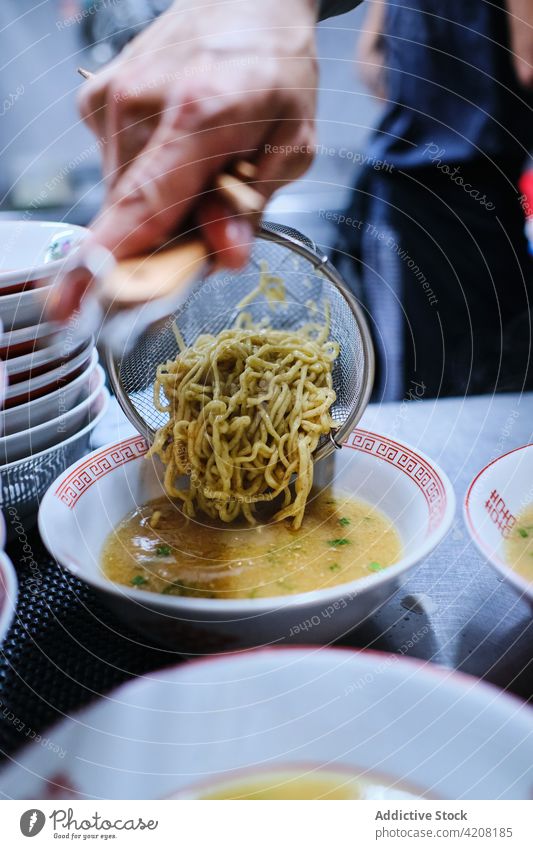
(370, 0, 533, 170)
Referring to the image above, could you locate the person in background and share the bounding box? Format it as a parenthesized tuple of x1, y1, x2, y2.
(335, 0, 533, 400)
(51, 0, 361, 318)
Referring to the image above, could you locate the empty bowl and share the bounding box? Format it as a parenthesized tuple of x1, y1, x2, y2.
(0, 221, 86, 293)
(1, 388, 109, 524)
(5, 337, 89, 384)
(0, 369, 106, 463)
(0, 320, 60, 360)
(3, 339, 93, 409)
(0, 648, 530, 799)
(0, 353, 100, 436)
(0, 221, 87, 330)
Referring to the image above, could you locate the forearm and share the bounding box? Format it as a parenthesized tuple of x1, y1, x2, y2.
(507, 0, 533, 88)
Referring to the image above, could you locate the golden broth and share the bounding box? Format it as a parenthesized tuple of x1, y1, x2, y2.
(186, 769, 421, 800)
(505, 504, 533, 583)
(101, 489, 402, 600)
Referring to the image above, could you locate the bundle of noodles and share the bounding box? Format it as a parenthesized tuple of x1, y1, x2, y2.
(150, 325, 339, 529)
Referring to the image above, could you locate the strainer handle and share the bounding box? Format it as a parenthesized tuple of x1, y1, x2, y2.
(261, 220, 319, 254)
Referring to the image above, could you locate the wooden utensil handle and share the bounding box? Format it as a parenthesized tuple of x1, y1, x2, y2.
(99, 239, 209, 307)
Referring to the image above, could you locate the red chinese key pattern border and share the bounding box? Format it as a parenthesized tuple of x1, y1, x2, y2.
(54, 435, 149, 508)
(54, 430, 449, 528)
(343, 429, 447, 530)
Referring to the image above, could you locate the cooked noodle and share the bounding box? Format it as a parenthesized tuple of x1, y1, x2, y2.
(149, 268, 339, 529)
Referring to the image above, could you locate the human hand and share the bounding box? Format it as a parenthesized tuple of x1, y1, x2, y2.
(507, 0, 533, 89)
(356, 0, 387, 100)
(52, 0, 318, 320)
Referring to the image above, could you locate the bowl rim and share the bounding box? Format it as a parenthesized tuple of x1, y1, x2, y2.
(0, 549, 18, 647)
(4, 338, 94, 402)
(464, 441, 533, 602)
(0, 222, 87, 286)
(0, 387, 109, 472)
(0, 320, 60, 348)
(0, 284, 52, 312)
(1, 646, 531, 801)
(160, 644, 533, 717)
(0, 368, 106, 456)
(5, 335, 90, 377)
(38, 429, 457, 616)
(0, 354, 99, 423)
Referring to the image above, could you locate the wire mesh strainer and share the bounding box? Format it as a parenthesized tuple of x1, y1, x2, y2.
(106, 222, 374, 461)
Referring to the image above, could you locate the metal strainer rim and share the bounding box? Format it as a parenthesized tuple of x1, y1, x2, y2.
(106, 221, 375, 461)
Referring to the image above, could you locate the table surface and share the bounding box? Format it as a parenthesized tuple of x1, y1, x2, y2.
(1, 391, 532, 761)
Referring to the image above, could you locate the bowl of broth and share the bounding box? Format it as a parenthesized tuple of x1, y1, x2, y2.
(38, 427, 455, 650)
(465, 443, 533, 605)
(0, 648, 531, 799)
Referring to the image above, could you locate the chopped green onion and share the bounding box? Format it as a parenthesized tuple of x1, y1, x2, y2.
(338, 517, 350, 527)
(518, 528, 528, 538)
(156, 544, 172, 556)
(328, 538, 350, 547)
(329, 563, 341, 572)
(368, 561, 383, 572)
(131, 575, 148, 586)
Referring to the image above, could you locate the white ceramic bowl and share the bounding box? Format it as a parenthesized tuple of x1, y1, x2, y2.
(5, 336, 89, 382)
(0, 648, 531, 800)
(0, 353, 100, 436)
(0, 320, 60, 359)
(465, 443, 533, 604)
(0, 376, 107, 464)
(3, 339, 93, 409)
(39, 428, 455, 650)
(1, 388, 109, 526)
(0, 221, 86, 292)
(0, 549, 17, 646)
(0, 285, 51, 332)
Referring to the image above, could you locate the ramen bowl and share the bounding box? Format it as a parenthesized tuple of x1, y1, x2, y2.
(0, 220, 86, 293)
(0, 648, 531, 799)
(39, 428, 455, 651)
(0, 353, 100, 436)
(465, 443, 533, 605)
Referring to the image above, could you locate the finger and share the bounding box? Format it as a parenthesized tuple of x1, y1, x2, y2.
(253, 115, 316, 194)
(90, 98, 273, 259)
(196, 198, 254, 269)
(89, 124, 226, 259)
(104, 75, 165, 189)
(77, 67, 122, 185)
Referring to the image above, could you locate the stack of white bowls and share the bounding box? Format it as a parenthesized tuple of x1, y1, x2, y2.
(0, 220, 109, 526)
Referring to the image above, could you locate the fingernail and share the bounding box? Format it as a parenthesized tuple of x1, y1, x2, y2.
(225, 218, 254, 248)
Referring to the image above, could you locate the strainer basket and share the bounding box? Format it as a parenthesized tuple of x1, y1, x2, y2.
(106, 222, 374, 461)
